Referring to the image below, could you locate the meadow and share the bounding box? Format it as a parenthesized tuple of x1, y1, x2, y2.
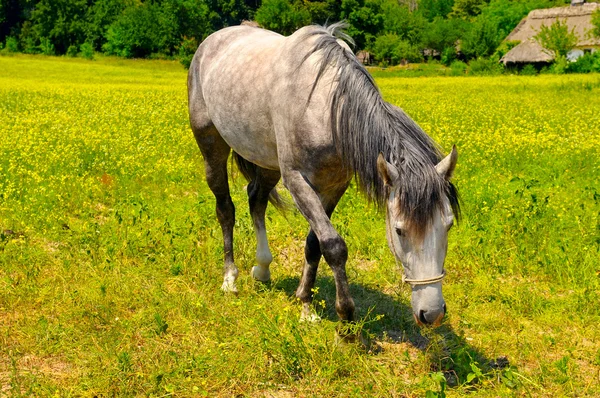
(0, 54, 599, 397)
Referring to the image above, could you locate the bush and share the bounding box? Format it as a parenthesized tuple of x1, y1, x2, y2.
(5, 37, 19, 53)
(550, 55, 568, 74)
(39, 37, 55, 55)
(467, 57, 503, 76)
(373, 33, 422, 65)
(103, 3, 177, 58)
(567, 52, 600, 74)
(450, 60, 467, 76)
(79, 42, 94, 60)
(520, 64, 537, 76)
(67, 45, 78, 57)
(441, 47, 457, 66)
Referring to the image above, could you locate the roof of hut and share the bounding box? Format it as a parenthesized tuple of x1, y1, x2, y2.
(501, 2, 600, 64)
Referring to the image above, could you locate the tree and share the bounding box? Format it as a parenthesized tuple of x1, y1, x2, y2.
(535, 18, 578, 59)
(450, 0, 488, 20)
(423, 17, 465, 54)
(255, 0, 310, 36)
(21, 0, 89, 54)
(460, 17, 502, 59)
(417, 0, 454, 22)
(381, 0, 426, 45)
(0, 0, 35, 44)
(340, 0, 384, 50)
(85, 0, 130, 51)
(372, 33, 422, 65)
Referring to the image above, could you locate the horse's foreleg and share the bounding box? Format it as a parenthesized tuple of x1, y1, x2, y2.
(247, 168, 280, 282)
(296, 187, 347, 321)
(283, 171, 354, 322)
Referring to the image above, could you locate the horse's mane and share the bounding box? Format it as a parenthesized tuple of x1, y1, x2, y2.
(299, 23, 460, 237)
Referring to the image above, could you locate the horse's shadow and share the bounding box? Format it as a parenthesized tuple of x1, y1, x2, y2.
(273, 275, 507, 387)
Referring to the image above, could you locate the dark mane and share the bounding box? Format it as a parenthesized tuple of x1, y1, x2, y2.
(300, 23, 460, 237)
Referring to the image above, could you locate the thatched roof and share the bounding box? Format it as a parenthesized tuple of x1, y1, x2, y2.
(501, 2, 600, 64)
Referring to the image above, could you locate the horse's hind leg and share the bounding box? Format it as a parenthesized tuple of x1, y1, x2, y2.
(193, 125, 238, 292)
(247, 167, 281, 282)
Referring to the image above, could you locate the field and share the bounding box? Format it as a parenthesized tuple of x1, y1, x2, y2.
(0, 54, 599, 397)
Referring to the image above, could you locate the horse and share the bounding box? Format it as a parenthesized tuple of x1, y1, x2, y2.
(187, 23, 460, 327)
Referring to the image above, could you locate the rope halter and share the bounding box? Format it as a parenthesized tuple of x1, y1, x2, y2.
(402, 269, 446, 287)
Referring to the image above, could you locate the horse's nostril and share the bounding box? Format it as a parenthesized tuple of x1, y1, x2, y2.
(418, 310, 430, 325)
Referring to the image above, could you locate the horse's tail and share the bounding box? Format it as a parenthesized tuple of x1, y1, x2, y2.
(232, 152, 288, 212)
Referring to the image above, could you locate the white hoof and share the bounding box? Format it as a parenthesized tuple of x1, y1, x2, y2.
(300, 304, 321, 323)
(221, 276, 238, 293)
(251, 266, 271, 282)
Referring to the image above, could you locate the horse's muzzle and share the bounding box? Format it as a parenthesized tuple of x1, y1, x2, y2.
(413, 304, 446, 327)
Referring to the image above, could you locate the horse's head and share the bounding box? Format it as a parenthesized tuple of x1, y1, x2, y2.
(377, 147, 458, 327)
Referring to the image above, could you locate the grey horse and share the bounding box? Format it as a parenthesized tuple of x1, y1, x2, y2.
(187, 23, 460, 326)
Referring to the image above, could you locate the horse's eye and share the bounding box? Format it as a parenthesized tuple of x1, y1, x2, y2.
(447, 221, 454, 231)
(395, 227, 404, 237)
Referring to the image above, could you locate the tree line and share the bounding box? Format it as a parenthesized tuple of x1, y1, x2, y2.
(1, 0, 597, 71)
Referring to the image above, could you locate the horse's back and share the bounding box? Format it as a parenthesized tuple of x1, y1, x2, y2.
(188, 25, 343, 172)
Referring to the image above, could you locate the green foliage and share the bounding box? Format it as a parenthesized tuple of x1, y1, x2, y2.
(550, 54, 568, 74)
(4, 35, 18, 52)
(102, 3, 177, 58)
(381, 0, 426, 44)
(178, 36, 198, 69)
(425, 371, 447, 397)
(450, 0, 487, 20)
(0, 0, 35, 44)
(441, 47, 456, 66)
(467, 56, 503, 75)
(418, 0, 454, 22)
(567, 51, 600, 74)
(520, 63, 537, 75)
(450, 60, 467, 75)
(373, 33, 423, 65)
(66, 44, 78, 57)
(423, 17, 465, 54)
(39, 36, 54, 55)
(0, 0, 596, 73)
(535, 18, 578, 59)
(461, 17, 503, 59)
(255, 0, 311, 36)
(85, 0, 130, 51)
(79, 41, 94, 59)
(341, 0, 384, 50)
(23, 0, 89, 55)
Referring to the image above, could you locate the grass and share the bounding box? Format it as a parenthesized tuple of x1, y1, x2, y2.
(1, 53, 599, 397)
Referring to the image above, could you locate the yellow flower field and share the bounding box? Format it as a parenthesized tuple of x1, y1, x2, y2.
(0, 54, 599, 396)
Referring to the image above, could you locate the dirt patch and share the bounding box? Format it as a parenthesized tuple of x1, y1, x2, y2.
(0, 354, 76, 394)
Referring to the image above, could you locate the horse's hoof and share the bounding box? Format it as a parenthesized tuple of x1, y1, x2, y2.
(299, 306, 321, 323)
(221, 278, 238, 294)
(251, 266, 271, 282)
(335, 323, 369, 348)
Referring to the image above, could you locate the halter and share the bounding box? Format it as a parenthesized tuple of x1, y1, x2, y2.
(402, 269, 446, 286)
(388, 191, 447, 287)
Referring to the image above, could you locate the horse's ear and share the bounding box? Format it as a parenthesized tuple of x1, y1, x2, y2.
(377, 153, 399, 187)
(435, 145, 458, 180)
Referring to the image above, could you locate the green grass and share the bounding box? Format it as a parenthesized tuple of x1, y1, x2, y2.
(1, 54, 599, 397)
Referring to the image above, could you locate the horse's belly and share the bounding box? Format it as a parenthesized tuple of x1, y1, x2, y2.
(215, 121, 280, 170)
